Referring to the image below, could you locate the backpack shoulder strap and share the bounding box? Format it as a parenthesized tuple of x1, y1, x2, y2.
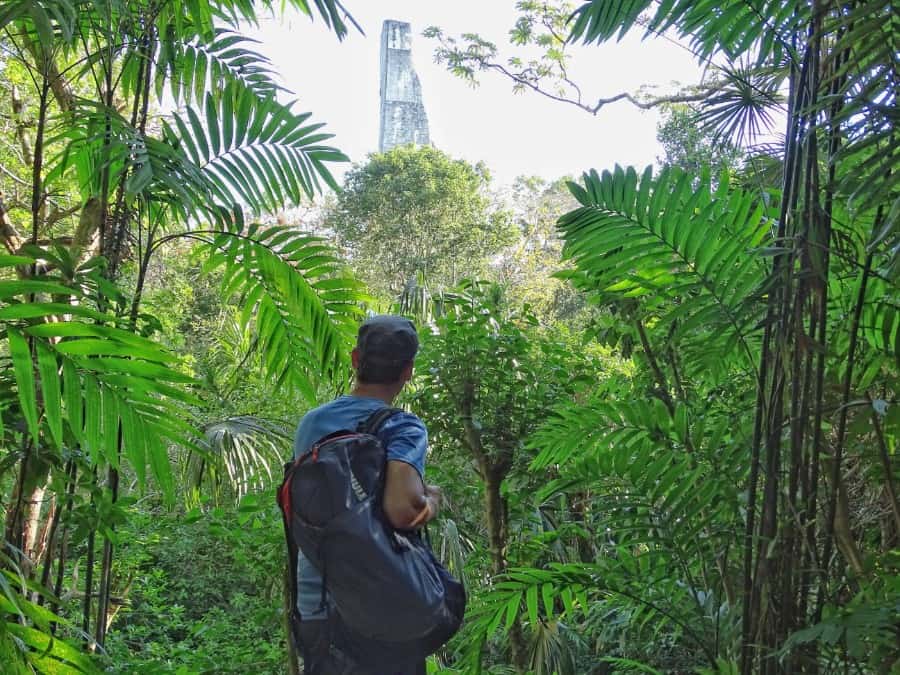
(358, 406, 403, 436)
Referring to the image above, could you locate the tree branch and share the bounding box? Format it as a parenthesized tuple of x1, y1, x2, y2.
(481, 59, 722, 114)
(459, 379, 489, 468)
(45, 204, 81, 228)
(0, 190, 25, 254)
(68, 198, 103, 264)
(0, 161, 29, 187)
(10, 84, 33, 166)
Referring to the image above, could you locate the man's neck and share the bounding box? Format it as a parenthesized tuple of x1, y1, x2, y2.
(350, 382, 401, 405)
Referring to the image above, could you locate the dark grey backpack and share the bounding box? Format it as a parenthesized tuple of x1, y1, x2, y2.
(277, 408, 465, 666)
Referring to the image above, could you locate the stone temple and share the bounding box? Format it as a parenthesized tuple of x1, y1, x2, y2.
(379, 20, 430, 152)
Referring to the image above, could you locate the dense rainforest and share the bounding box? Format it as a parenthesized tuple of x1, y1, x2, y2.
(0, 0, 896, 673)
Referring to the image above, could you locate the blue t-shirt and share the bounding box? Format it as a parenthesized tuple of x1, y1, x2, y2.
(292, 395, 428, 619)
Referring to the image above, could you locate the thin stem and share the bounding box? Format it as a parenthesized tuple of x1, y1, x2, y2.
(866, 393, 900, 535)
(815, 250, 873, 620)
(635, 318, 674, 415)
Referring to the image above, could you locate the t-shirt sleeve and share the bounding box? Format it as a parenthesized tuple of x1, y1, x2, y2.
(381, 412, 428, 478)
(292, 416, 311, 460)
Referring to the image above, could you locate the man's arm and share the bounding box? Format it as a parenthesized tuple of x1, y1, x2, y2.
(382, 461, 440, 530)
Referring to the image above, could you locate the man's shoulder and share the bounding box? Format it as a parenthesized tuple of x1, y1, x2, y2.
(298, 398, 339, 424)
(383, 409, 426, 432)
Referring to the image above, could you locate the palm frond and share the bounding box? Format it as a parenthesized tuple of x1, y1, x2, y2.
(188, 415, 291, 501)
(697, 63, 786, 146)
(559, 165, 770, 377)
(530, 391, 743, 554)
(200, 223, 367, 402)
(0, 254, 201, 501)
(47, 100, 218, 222)
(0, 547, 99, 673)
(203, 0, 359, 39)
(153, 28, 282, 106)
(0, 0, 79, 47)
(567, 0, 806, 65)
(820, 0, 899, 221)
(858, 280, 900, 361)
(165, 83, 347, 214)
(464, 557, 717, 668)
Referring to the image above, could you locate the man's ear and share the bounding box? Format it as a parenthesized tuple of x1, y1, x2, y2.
(351, 348, 361, 370)
(401, 360, 414, 383)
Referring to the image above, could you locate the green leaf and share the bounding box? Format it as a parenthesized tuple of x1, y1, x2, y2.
(525, 583, 539, 626)
(83, 375, 102, 464)
(36, 342, 63, 448)
(0, 280, 75, 299)
(541, 582, 555, 618)
(503, 590, 522, 631)
(8, 330, 38, 444)
(62, 359, 83, 445)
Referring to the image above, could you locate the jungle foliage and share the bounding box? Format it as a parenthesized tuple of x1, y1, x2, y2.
(0, 0, 897, 674)
(0, 0, 363, 670)
(428, 2, 898, 674)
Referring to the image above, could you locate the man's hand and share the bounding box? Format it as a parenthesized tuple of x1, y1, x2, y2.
(406, 484, 442, 529)
(426, 484, 442, 515)
(410, 484, 442, 528)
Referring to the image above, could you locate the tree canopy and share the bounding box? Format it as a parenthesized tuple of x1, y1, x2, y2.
(325, 145, 514, 299)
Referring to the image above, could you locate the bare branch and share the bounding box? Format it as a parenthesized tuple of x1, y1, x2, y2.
(0, 191, 25, 254)
(0, 161, 29, 187)
(10, 84, 33, 166)
(477, 59, 723, 115)
(46, 204, 81, 227)
(69, 198, 103, 264)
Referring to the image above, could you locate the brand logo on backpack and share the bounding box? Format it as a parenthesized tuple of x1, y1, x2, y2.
(350, 472, 367, 501)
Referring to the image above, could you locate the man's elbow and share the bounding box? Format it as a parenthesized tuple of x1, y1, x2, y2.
(383, 502, 421, 530)
(384, 509, 418, 530)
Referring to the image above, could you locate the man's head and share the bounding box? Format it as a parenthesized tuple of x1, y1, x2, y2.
(352, 315, 419, 386)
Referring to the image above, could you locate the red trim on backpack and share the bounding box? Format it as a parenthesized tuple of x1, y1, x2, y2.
(278, 434, 359, 521)
(278, 475, 293, 524)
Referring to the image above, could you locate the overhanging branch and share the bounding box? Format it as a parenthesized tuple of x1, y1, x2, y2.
(483, 60, 720, 115)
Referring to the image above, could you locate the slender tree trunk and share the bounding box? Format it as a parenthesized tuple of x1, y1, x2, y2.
(95, 458, 119, 647)
(49, 461, 78, 627)
(36, 489, 60, 600)
(483, 470, 528, 672)
(484, 474, 507, 576)
(570, 491, 594, 563)
(284, 567, 301, 675)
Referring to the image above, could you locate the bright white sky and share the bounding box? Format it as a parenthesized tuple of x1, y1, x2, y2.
(248, 1, 707, 186)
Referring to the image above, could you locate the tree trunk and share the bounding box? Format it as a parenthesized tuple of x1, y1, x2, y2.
(484, 471, 528, 672)
(284, 566, 301, 675)
(484, 474, 507, 576)
(4, 450, 52, 578)
(570, 491, 594, 563)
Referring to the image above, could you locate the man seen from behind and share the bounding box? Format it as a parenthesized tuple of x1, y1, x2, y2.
(292, 315, 441, 675)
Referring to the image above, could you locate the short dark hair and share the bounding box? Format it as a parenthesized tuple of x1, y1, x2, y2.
(355, 315, 419, 385)
(357, 355, 414, 385)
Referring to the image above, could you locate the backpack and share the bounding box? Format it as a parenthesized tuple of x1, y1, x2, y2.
(277, 407, 466, 665)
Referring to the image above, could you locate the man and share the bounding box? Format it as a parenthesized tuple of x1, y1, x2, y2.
(292, 315, 441, 674)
